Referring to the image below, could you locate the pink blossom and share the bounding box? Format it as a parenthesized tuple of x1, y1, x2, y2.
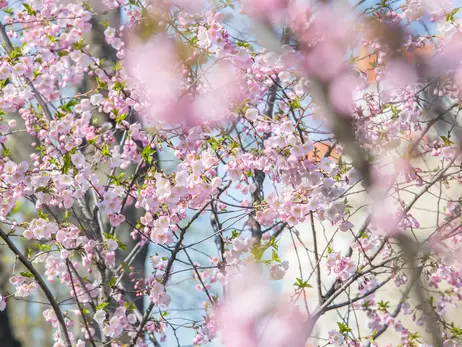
(94, 309, 106, 325)
(106, 239, 119, 251)
(327, 252, 356, 281)
(328, 330, 344, 345)
(108, 213, 125, 227)
(269, 261, 289, 280)
(149, 281, 171, 308)
(443, 339, 459, 347)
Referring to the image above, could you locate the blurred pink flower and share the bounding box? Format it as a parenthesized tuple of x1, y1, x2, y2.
(241, 0, 289, 20)
(383, 59, 418, 88)
(169, 0, 205, 12)
(125, 35, 242, 126)
(328, 72, 358, 114)
(304, 43, 346, 82)
(192, 61, 242, 122)
(125, 35, 182, 123)
(216, 263, 307, 347)
(427, 33, 462, 77)
(292, 4, 355, 49)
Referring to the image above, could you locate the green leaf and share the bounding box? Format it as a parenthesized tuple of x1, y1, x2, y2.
(55, 111, 66, 119)
(337, 322, 352, 335)
(450, 323, 462, 336)
(293, 278, 312, 288)
(113, 81, 126, 92)
(101, 144, 111, 157)
(82, 308, 90, 315)
(390, 105, 401, 118)
(117, 239, 127, 251)
(378, 300, 390, 311)
(108, 277, 117, 288)
(123, 301, 136, 311)
(250, 245, 266, 261)
(11, 200, 20, 214)
(61, 99, 79, 112)
(3, 8, 14, 15)
(114, 61, 123, 71)
(447, 7, 460, 22)
(141, 146, 154, 164)
(46, 34, 58, 43)
(96, 302, 109, 311)
(37, 244, 51, 252)
(103, 232, 114, 240)
(20, 271, 34, 278)
(223, 134, 239, 152)
(9, 47, 23, 60)
(441, 135, 455, 146)
(207, 137, 221, 151)
(236, 41, 250, 49)
(35, 186, 50, 194)
(72, 39, 85, 50)
(38, 209, 49, 221)
(62, 152, 72, 174)
(97, 79, 108, 90)
(272, 249, 280, 263)
(290, 97, 300, 110)
(109, 172, 125, 185)
(270, 236, 278, 250)
(22, 3, 37, 16)
(88, 135, 100, 146)
(115, 113, 128, 125)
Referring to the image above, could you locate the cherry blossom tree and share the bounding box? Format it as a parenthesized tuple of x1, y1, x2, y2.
(1, 0, 462, 347)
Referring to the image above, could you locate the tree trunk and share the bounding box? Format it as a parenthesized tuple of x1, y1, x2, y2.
(0, 308, 22, 347)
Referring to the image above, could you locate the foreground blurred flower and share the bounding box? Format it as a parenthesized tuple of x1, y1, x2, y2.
(215, 263, 307, 347)
(125, 35, 182, 124)
(125, 34, 242, 126)
(241, 0, 289, 20)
